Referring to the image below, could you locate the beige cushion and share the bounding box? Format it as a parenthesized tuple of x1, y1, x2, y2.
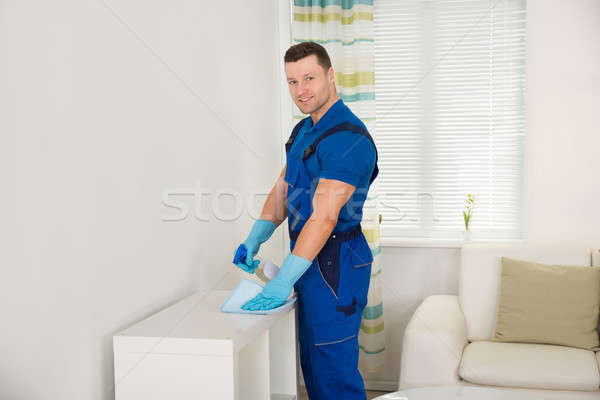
(459, 341, 600, 391)
(493, 256, 600, 350)
(459, 243, 592, 342)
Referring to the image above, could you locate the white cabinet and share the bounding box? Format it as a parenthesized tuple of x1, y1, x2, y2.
(113, 290, 298, 400)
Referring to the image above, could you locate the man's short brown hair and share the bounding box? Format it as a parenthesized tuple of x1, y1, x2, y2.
(284, 41, 332, 72)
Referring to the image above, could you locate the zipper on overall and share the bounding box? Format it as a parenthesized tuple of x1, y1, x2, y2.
(316, 257, 338, 299)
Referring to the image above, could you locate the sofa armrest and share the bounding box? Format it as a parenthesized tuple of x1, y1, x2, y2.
(399, 295, 469, 389)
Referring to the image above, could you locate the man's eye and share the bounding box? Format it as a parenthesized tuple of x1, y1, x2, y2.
(289, 81, 296, 85)
(306, 77, 313, 81)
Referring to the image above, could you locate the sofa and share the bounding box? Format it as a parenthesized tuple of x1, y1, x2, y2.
(399, 242, 600, 398)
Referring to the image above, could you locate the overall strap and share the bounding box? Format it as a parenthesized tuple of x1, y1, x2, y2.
(303, 122, 380, 185)
(285, 117, 311, 153)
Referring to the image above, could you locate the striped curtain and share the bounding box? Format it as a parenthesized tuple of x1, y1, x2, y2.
(359, 213, 385, 372)
(292, 0, 385, 372)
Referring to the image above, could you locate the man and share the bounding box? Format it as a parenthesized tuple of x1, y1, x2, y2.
(233, 41, 379, 400)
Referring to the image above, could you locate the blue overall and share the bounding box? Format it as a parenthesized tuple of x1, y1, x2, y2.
(284, 118, 379, 400)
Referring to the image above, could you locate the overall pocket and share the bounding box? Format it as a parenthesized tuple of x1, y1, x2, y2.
(313, 320, 359, 366)
(348, 235, 373, 311)
(350, 233, 373, 268)
(316, 239, 342, 298)
(314, 322, 357, 347)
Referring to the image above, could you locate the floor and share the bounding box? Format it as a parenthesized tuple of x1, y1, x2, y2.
(298, 386, 391, 399)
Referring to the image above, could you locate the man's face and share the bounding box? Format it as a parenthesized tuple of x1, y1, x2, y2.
(285, 54, 333, 116)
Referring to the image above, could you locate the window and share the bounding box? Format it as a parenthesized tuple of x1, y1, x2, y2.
(374, 0, 527, 240)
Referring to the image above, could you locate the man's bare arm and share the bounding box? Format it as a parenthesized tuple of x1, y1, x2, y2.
(291, 178, 356, 261)
(259, 165, 288, 226)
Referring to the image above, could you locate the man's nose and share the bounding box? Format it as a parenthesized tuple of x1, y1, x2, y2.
(297, 80, 309, 91)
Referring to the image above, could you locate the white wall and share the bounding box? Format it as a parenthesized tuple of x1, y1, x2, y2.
(362, 0, 600, 389)
(0, 1, 286, 399)
(523, 0, 600, 246)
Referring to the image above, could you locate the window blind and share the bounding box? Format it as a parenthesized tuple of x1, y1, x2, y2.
(374, 0, 526, 240)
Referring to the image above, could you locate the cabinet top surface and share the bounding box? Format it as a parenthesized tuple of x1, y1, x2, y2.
(117, 290, 294, 342)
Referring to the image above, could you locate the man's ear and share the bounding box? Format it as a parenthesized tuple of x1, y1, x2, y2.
(328, 67, 336, 84)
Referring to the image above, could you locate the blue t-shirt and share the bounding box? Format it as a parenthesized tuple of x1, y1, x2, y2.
(288, 99, 377, 232)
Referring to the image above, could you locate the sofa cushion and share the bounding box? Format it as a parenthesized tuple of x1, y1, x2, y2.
(459, 243, 591, 341)
(493, 257, 600, 349)
(459, 341, 600, 391)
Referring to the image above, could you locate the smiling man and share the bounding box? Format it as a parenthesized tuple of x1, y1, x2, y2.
(234, 41, 379, 399)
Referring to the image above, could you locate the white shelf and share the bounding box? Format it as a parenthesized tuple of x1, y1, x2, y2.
(113, 289, 298, 400)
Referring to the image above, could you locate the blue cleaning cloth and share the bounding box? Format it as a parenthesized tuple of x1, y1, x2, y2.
(220, 278, 296, 315)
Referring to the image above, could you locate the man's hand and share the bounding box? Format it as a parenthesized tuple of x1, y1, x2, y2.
(241, 254, 312, 311)
(233, 219, 277, 273)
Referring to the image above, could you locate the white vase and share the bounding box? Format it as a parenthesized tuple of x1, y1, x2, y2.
(462, 230, 472, 241)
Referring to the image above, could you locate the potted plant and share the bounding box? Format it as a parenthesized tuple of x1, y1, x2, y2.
(462, 194, 474, 241)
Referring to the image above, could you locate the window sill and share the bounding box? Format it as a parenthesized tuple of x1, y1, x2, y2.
(380, 238, 525, 249)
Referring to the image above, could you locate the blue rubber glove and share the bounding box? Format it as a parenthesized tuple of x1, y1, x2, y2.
(242, 254, 312, 311)
(234, 219, 276, 274)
